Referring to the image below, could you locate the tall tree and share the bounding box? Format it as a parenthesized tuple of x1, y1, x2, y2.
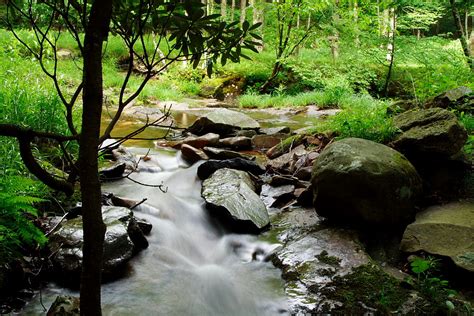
(449, 0, 473, 70)
(2, 1, 261, 314)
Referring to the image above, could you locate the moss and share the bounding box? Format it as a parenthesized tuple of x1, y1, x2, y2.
(318, 264, 409, 314)
(315, 250, 341, 266)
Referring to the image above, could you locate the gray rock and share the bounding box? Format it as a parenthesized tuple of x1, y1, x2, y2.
(197, 158, 265, 180)
(112, 147, 138, 171)
(392, 108, 468, 157)
(99, 163, 126, 181)
(266, 144, 307, 171)
(219, 136, 252, 149)
(400, 200, 474, 272)
(260, 126, 291, 135)
(312, 138, 422, 225)
(424, 86, 472, 109)
(122, 106, 174, 126)
(187, 108, 259, 136)
(47, 295, 80, 316)
(268, 207, 370, 314)
(48, 206, 147, 281)
(203, 146, 252, 160)
(180, 144, 209, 164)
(202, 168, 269, 232)
(266, 134, 305, 159)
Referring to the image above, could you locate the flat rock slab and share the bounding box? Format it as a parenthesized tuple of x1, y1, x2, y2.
(202, 168, 269, 232)
(392, 108, 467, 157)
(400, 200, 474, 272)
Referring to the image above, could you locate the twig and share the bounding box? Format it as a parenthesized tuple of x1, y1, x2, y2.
(130, 198, 148, 210)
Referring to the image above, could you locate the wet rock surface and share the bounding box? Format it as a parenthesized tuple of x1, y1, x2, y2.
(400, 200, 474, 272)
(197, 158, 265, 180)
(202, 168, 270, 233)
(312, 138, 422, 226)
(265, 207, 371, 314)
(180, 144, 209, 164)
(48, 206, 149, 283)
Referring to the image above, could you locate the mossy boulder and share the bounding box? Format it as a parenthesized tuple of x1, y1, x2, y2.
(202, 168, 269, 233)
(391, 108, 467, 157)
(400, 200, 474, 272)
(311, 138, 422, 226)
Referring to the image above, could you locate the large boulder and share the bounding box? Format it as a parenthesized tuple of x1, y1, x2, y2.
(202, 168, 269, 233)
(48, 206, 149, 283)
(187, 108, 259, 136)
(311, 138, 422, 226)
(391, 108, 467, 157)
(400, 200, 474, 272)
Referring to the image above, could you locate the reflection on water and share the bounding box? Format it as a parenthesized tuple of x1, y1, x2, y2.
(22, 149, 287, 316)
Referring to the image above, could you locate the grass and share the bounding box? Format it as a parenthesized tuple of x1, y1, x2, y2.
(311, 94, 398, 144)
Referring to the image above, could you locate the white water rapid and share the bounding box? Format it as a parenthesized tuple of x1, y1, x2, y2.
(22, 148, 288, 316)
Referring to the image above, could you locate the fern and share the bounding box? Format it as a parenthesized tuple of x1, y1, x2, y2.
(0, 175, 48, 264)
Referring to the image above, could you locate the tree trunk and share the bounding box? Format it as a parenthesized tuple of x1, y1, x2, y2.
(383, 8, 396, 97)
(79, 1, 113, 315)
(259, 61, 281, 93)
(240, 0, 247, 27)
(449, 0, 473, 70)
(231, 0, 235, 21)
(353, 0, 359, 46)
(221, 0, 226, 20)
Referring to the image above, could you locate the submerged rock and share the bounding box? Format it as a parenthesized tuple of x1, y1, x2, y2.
(312, 138, 422, 226)
(48, 206, 149, 283)
(122, 106, 174, 126)
(400, 200, 474, 272)
(392, 108, 467, 157)
(197, 158, 264, 180)
(202, 168, 269, 233)
(187, 108, 259, 136)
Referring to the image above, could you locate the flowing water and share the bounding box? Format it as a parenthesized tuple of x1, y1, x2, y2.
(22, 148, 288, 315)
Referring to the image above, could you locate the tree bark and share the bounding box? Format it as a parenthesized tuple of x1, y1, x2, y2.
(231, 0, 235, 20)
(449, 0, 473, 70)
(383, 8, 396, 97)
(79, 1, 113, 315)
(240, 0, 247, 27)
(221, 0, 226, 20)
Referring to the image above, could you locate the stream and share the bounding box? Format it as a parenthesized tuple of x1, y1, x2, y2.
(21, 102, 337, 315)
(22, 151, 288, 315)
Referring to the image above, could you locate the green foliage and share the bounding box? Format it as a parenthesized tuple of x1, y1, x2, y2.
(0, 176, 48, 265)
(408, 256, 459, 313)
(318, 264, 409, 313)
(313, 95, 398, 143)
